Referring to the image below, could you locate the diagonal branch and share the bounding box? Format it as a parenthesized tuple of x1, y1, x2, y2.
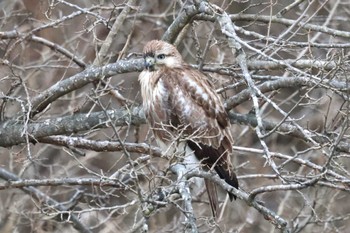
(29, 58, 143, 117)
(186, 170, 288, 230)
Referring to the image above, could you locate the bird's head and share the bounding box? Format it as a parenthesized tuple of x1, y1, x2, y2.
(142, 40, 183, 71)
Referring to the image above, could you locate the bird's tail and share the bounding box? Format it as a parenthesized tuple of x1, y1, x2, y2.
(204, 178, 219, 218)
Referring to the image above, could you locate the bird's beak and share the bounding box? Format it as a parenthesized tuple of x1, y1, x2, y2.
(144, 56, 155, 71)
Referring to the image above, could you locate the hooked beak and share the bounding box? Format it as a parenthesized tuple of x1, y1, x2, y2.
(144, 56, 155, 71)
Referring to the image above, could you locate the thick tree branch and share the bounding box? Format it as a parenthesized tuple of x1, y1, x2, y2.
(0, 107, 145, 147)
(162, 2, 202, 43)
(2, 106, 350, 154)
(39, 135, 161, 157)
(0, 177, 124, 190)
(29, 58, 144, 117)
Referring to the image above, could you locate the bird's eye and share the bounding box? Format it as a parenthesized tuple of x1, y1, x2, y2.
(157, 54, 166, 59)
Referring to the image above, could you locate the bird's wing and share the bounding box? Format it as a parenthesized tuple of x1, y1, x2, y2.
(161, 66, 238, 200)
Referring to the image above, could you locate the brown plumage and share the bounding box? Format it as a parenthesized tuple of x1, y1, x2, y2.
(139, 40, 238, 217)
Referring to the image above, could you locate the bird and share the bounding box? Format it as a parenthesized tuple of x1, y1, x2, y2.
(138, 40, 238, 217)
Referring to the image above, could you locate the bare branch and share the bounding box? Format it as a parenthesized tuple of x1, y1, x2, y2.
(0, 168, 92, 233)
(30, 58, 143, 117)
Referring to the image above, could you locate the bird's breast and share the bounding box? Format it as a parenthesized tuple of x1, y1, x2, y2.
(139, 71, 169, 123)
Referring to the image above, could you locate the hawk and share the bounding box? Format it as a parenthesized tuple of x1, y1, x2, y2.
(139, 40, 238, 217)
